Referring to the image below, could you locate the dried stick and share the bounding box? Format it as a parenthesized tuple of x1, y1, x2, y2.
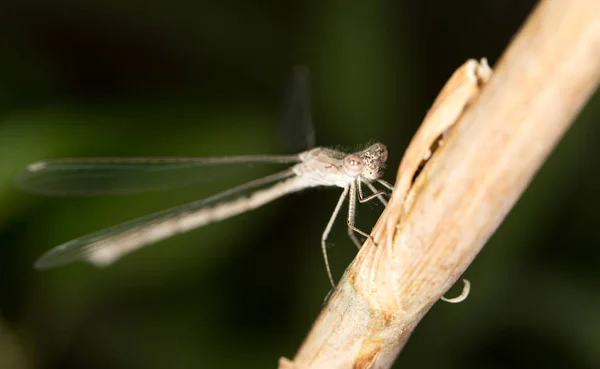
(280, 0, 600, 368)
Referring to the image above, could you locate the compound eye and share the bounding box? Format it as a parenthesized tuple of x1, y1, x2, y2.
(379, 146, 388, 162)
(343, 154, 364, 176)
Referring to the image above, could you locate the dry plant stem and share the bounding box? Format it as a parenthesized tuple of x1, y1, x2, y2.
(280, 0, 600, 368)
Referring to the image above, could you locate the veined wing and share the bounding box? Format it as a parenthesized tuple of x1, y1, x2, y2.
(34, 168, 301, 270)
(282, 66, 315, 152)
(16, 155, 301, 196)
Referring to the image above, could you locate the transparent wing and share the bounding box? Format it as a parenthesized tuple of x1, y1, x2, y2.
(16, 155, 300, 196)
(281, 66, 316, 152)
(34, 168, 298, 270)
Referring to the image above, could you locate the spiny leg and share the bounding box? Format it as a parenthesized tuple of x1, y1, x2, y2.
(347, 182, 363, 248)
(321, 186, 349, 288)
(377, 179, 394, 191)
(358, 178, 388, 205)
(347, 181, 377, 248)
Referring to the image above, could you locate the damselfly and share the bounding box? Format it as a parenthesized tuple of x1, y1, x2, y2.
(16, 68, 392, 287)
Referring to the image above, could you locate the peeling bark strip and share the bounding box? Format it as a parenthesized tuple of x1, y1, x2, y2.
(392, 58, 492, 221)
(382, 59, 492, 258)
(280, 0, 600, 368)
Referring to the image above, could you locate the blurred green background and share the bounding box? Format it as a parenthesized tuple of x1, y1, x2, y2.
(1, 1, 599, 368)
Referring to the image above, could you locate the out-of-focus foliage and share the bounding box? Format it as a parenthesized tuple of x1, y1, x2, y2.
(1, 1, 599, 368)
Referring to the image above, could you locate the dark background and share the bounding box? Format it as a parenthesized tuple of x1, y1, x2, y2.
(1, 1, 599, 368)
